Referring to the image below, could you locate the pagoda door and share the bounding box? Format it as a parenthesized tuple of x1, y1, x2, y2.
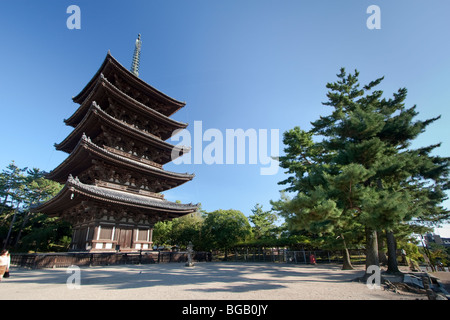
(117, 228, 133, 250)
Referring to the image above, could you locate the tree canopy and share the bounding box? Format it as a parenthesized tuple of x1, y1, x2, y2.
(0, 161, 69, 252)
(248, 203, 279, 240)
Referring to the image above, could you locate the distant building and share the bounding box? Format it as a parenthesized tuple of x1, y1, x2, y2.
(425, 233, 450, 248)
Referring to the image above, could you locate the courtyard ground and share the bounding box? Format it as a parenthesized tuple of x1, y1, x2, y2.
(0, 262, 427, 300)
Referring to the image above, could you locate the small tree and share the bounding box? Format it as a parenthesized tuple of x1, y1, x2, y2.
(152, 220, 173, 248)
(202, 209, 251, 259)
(248, 203, 278, 240)
(170, 212, 205, 250)
(153, 204, 206, 250)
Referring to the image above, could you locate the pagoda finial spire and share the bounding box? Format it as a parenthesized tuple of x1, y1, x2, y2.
(130, 34, 142, 77)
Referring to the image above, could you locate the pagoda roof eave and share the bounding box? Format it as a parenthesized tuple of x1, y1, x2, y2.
(48, 135, 195, 187)
(32, 175, 198, 216)
(64, 74, 188, 132)
(72, 52, 185, 115)
(56, 101, 190, 158)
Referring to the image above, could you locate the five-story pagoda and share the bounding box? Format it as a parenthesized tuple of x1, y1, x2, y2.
(33, 35, 197, 252)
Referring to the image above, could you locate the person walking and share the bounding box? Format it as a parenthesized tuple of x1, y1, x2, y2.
(309, 253, 316, 265)
(0, 250, 10, 281)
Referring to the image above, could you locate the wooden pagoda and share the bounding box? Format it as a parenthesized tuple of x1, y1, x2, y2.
(33, 36, 197, 252)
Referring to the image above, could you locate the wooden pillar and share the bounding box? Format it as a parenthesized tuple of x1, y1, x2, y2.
(96, 225, 101, 241)
(71, 227, 79, 250)
(149, 226, 154, 244)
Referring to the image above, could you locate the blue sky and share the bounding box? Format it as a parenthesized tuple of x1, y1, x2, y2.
(1, 1, 450, 236)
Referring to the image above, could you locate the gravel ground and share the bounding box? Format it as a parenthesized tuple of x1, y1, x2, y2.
(0, 262, 427, 300)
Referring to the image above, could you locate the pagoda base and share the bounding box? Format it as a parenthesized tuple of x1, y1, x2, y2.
(69, 215, 155, 252)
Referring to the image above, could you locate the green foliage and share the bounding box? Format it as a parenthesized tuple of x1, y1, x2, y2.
(427, 242, 450, 267)
(154, 207, 255, 252)
(0, 161, 67, 252)
(153, 206, 206, 250)
(400, 242, 423, 262)
(18, 214, 72, 252)
(248, 204, 278, 240)
(172, 212, 205, 250)
(202, 209, 252, 252)
(152, 220, 174, 248)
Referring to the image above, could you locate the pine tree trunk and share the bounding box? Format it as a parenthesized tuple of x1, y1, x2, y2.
(14, 211, 31, 249)
(340, 234, 354, 270)
(4, 202, 20, 250)
(342, 247, 354, 270)
(378, 235, 388, 265)
(0, 192, 10, 218)
(386, 230, 400, 274)
(365, 228, 379, 272)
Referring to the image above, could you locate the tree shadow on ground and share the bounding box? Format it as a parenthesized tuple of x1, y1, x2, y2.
(7, 262, 366, 294)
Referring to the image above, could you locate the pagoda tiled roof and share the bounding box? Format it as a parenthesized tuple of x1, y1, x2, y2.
(32, 175, 198, 216)
(72, 52, 185, 116)
(64, 73, 188, 137)
(56, 101, 190, 159)
(47, 134, 194, 189)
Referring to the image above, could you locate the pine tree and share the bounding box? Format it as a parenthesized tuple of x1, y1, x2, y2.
(275, 68, 449, 274)
(1, 162, 63, 251)
(13, 168, 62, 248)
(248, 204, 278, 240)
(1, 161, 27, 249)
